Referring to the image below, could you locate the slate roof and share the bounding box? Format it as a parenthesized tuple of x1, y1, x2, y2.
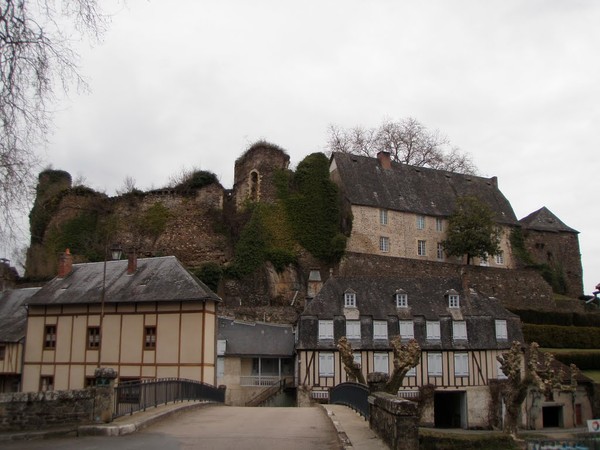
(519, 207, 578, 233)
(0, 287, 41, 342)
(26, 256, 220, 306)
(331, 152, 518, 225)
(217, 317, 295, 357)
(297, 276, 523, 351)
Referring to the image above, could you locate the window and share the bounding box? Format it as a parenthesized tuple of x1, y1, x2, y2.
(217, 357, 225, 379)
(344, 291, 356, 308)
(144, 326, 157, 349)
(346, 320, 361, 339)
(40, 376, 54, 392)
(496, 359, 508, 380)
(452, 321, 467, 340)
(0, 345, 5, 361)
(380, 209, 388, 225)
(373, 320, 388, 340)
(399, 320, 414, 339)
(395, 292, 408, 308)
(416, 215, 425, 230)
(448, 294, 460, 308)
(426, 321, 440, 340)
(427, 353, 442, 376)
(217, 339, 227, 356)
(318, 320, 334, 340)
(454, 353, 469, 377)
(85, 376, 96, 388)
(437, 243, 444, 260)
(495, 320, 508, 340)
(353, 353, 362, 368)
(374, 352, 389, 373)
(436, 218, 443, 232)
(87, 327, 100, 349)
(479, 254, 489, 266)
(379, 236, 390, 253)
(417, 240, 426, 256)
(406, 366, 417, 377)
(495, 251, 505, 265)
(44, 325, 56, 349)
(319, 352, 334, 377)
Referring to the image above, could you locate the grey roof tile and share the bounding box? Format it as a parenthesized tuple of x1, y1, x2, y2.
(0, 287, 41, 342)
(519, 206, 578, 233)
(217, 317, 295, 357)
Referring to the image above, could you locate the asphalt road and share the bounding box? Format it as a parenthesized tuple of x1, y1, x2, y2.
(2, 405, 342, 450)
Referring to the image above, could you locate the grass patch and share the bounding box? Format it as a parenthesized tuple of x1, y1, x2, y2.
(541, 348, 600, 354)
(582, 370, 600, 382)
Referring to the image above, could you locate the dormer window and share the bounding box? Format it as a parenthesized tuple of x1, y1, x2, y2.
(395, 290, 408, 308)
(344, 290, 357, 308)
(446, 290, 460, 308)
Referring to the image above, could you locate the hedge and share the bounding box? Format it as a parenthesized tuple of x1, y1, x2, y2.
(510, 309, 600, 327)
(522, 324, 600, 349)
(551, 352, 600, 370)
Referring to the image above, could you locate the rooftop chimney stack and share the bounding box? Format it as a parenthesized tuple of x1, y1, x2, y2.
(127, 249, 137, 275)
(377, 151, 392, 170)
(58, 249, 73, 278)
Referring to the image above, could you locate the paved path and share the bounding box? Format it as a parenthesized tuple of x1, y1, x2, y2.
(323, 404, 388, 450)
(0, 404, 343, 450)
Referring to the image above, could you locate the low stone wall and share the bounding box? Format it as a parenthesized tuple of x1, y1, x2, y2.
(369, 392, 419, 450)
(0, 388, 110, 431)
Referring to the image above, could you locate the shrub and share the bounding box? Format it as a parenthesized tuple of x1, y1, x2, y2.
(522, 324, 600, 349)
(193, 263, 222, 292)
(552, 352, 600, 370)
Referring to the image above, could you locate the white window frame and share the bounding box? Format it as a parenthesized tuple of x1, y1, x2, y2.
(427, 352, 442, 376)
(346, 320, 361, 339)
(437, 242, 444, 260)
(395, 293, 408, 308)
(399, 320, 414, 339)
(319, 352, 334, 377)
(217, 339, 227, 356)
(353, 352, 362, 368)
(406, 366, 417, 377)
(426, 321, 441, 340)
(495, 320, 508, 340)
(452, 321, 468, 340)
(373, 320, 388, 340)
(380, 209, 388, 225)
(449, 294, 460, 308)
(344, 292, 356, 308)
(380, 236, 390, 253)
(417, 240, 426, 256)
(436, 217, 443, 232)
(495, 251, 505, 265)
(217, 356, 225, 379)
(374, 352, 389, 374)
(416, 215, 425, 230)
(318, 320, 334, 340)
(454, 353, 469, 377)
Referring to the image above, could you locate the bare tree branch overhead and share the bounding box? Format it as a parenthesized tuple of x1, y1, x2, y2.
(0, 0, 108, 245)
(326, 117, 477, 175)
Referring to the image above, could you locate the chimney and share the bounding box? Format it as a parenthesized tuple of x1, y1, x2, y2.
(377, 151, 392, 170)
(58, 249, 73, 278)
(127, 249, 137, 275)
(460, 268, 469, 294)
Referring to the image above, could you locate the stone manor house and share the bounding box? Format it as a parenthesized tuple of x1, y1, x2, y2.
(0, 143, 589, 431)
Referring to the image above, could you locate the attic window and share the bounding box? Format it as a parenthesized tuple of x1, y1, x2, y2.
(395, 290, 408, 308)
(449, 294, 460, 308)
(344, 290, 357, 308)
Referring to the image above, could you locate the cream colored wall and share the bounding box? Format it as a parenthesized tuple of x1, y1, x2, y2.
(0, 342, 22, 374)
(22, 301, 217, 392)
(347, 205, 514, 268)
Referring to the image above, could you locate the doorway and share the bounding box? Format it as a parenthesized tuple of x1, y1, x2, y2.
(542, 405, 563, 428)
(434, 391, 467, 428)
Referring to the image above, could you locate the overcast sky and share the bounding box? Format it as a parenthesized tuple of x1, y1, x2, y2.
(31, 0, 600, 292)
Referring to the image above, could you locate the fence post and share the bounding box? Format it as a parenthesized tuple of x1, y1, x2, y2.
(93, 367, 118, 423)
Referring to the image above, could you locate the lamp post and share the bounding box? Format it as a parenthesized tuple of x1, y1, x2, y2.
(97, 244, 123, 369)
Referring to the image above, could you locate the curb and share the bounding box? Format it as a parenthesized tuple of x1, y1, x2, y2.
(322, 405, 353, 449)
(78, 401, 215, 436)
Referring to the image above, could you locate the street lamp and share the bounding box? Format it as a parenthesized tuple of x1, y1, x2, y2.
(97, 244, 123, 369)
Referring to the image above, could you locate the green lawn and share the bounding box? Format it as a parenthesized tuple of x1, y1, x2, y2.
(582, 371, 600, 382)
(540, 348, 600, 354)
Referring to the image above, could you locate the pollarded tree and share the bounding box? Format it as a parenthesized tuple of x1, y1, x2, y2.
(326, 118, 477, 175)
(384, 337, 421, 394)
(337, 337, 366, 385)
(0, 0, 108, 244)
(442, 196, 501, 265)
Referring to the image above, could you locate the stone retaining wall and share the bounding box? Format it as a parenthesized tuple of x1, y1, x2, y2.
(0, 388, 110, 431)
(369, 392, 419, 450)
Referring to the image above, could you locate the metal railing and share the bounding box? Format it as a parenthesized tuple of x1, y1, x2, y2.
(329, 382, 370, 419)
(245, 377, 291, 407)
(113, 378, 225, 418)
(239, 375, 282, 386)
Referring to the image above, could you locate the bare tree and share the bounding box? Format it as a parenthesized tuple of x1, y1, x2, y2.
(0, 0, 108, 244)
(116, 175, 138, 195)
(326, 117, 477, 174)
(337, 336, 366, 384)
(384, 336, 421, 394)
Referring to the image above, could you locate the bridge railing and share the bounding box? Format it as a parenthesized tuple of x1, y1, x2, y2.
(329, 382, 370, 419)
(113, 378, 225, 418)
